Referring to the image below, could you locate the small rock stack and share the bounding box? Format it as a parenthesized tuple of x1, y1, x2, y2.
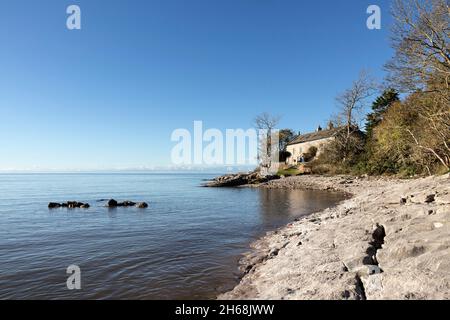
(48, 201, 90, 209)
(106, 199, 148, 208)
(48, 199, 149, 210)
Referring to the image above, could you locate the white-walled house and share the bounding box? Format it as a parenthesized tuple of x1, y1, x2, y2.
(285, 126, 338, 165)
(285, 126, 365, 165)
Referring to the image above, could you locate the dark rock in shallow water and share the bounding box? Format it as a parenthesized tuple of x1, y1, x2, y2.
(48, 202, 61, 209)
(50, 199, 144, 209)
(49, 201, 90, 209)
(118, 201, 136, 207)
(68, 201, 90, 209)
(205, 172, 280, 187)
(108, 200, 138, 207)
(67, 201, 79, 208)
(136, 202, 148, 208)
(107, 199, 118, 207)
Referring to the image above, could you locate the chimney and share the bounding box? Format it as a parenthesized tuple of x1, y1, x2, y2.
(327, 121, 334, 130)
(316, 125, 322, 132)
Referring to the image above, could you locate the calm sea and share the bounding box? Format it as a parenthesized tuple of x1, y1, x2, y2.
(0, 173, 344, 299)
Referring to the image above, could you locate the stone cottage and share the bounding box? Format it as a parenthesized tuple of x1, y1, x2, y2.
(285, 126, 340, 165)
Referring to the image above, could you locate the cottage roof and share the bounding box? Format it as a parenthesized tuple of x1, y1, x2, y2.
(287, 127, 341, 146)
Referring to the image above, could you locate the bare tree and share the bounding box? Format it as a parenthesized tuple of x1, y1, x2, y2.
(254, 112, 281, 132)
(386, 0, 450, 97)
(335, 71, 377, 162)
(254, 113, 281, 175)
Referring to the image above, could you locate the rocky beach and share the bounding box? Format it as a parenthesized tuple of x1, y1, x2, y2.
(219, 174, 450, 300)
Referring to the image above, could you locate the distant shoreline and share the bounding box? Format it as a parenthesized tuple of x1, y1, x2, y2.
(219, 174, 450, 300)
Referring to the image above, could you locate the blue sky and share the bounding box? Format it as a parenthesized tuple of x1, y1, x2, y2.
(0, 0, 393, 171)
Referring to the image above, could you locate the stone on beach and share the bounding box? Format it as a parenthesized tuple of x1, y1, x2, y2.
(425, 194, 436, 203)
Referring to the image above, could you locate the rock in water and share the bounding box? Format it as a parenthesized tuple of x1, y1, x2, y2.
(67, 201, 78, 208)
(136, 202, 148, 208)
(48, 202, 61, 209)
(205, 172, 280, 187)
(49, 201, 90, 209)
(118, 201, 136, 207)
(107, 199, 118, 207)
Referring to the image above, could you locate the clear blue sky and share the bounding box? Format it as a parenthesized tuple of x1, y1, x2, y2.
(0, 0, 393, 171)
